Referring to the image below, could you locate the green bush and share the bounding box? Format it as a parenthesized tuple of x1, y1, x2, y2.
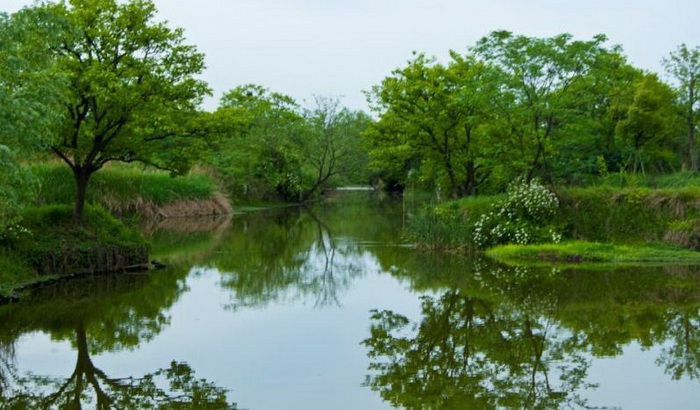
(16, 205, 146, 250)
(473, 179, 561, 247)
(0, 249, 34, 296)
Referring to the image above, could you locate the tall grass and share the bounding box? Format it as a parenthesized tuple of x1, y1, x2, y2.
(0, 205, 148, 295)
(406, 195, 499, 250)
(31, 163, 219, 213)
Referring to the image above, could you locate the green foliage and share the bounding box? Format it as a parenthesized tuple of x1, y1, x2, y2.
(406, 196, 496, 250)
(615, 74, 682, 173)
(2, 204, 147, 278)
(17, 204, 145, 248)
(0, 9, 64, 229)
(0, 8, 65, 151)
(663, 218, 700, 250)
(365, 52, 503, 197)
(16, 0, 210, 219)
(409, 180, 700, 250)
(367, 31, 687, 194)
(664, 44, 700, 171)
(303, 96, 373, 198)
(207, 84, 310, 202)
(0, 148, 38, 230)
(556, 186, 698, 242)
(0, 249, 34, 296)
(207, 85, 372, 203)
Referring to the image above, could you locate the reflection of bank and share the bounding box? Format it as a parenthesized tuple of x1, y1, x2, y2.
(0, 268, 235, 408)
(364, 258, 700, 409)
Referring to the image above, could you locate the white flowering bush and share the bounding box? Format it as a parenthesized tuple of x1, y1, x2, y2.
(472, 179, 561, 247)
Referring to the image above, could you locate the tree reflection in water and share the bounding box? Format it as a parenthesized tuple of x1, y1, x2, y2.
(2, 325, 234, 409)
(364, 254, 700, 409)
(364, 291, 592, 409)
(213, 204, 378, 310)
(0, 268, 236, 408)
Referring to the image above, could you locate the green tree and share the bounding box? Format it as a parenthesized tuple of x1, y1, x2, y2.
(27, 0, 209, 222)
(366, 53, 502, 197)
(557, 51, 644, 180)
(615, 74, 681, 173)
(303, 96, 372, 199)
(664, 44, 700, 171)
(473, 31, 617, 183)
(211, 84, 309, 201)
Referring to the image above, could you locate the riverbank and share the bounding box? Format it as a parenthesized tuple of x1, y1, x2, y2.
(32, 164, 232, 218)
(407, 182, 700, 262)
(0, 205, 148, 299)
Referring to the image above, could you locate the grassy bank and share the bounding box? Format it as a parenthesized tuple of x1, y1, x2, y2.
(486, 241, 700, 265)
(0, 205, 148, 298)
(32, 163, 230, 217)
(407, 179, 700, 254)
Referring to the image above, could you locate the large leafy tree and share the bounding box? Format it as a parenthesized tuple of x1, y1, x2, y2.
(473, 31, 618, 183)
(211, 84, 309, 201)
(614, 74, 682, 173)
(664, 44, 700, 172)
(366, 52, 502, 197)
(26, 0, 209, 222)
(553, 50, 644, 181)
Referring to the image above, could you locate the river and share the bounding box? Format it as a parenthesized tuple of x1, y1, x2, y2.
(1, 192, 700, 409)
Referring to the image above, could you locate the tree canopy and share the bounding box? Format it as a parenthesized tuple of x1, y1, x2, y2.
(365, 31, 688, 195)
(20, 0, 210, 221)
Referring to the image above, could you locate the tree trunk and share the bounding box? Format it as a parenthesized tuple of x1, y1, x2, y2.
(465, 159, 477, 196)
(73, 167, 92, 223)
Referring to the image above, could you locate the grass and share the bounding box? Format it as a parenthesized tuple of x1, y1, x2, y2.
(31, 163, 219, 213)
(0, 250, 36, 296)
(486, 241, 700, 265)
(0, 205, 148, 297)
(406, 194, 503, 250)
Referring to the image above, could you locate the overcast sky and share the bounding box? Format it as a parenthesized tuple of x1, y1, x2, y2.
(4, 0, 699, 112)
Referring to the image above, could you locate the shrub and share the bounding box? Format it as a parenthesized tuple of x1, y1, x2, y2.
(473, 179, 561, 248)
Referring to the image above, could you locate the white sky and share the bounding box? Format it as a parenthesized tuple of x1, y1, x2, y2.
(4, 0, 699, 112)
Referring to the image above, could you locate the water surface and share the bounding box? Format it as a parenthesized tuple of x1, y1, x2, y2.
(1, 193, 700, 409)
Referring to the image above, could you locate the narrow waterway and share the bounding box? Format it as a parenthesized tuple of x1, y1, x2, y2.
(2, 192, 700, 409)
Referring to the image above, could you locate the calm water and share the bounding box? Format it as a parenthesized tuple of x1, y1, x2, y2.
(2, 192, 700, 409)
